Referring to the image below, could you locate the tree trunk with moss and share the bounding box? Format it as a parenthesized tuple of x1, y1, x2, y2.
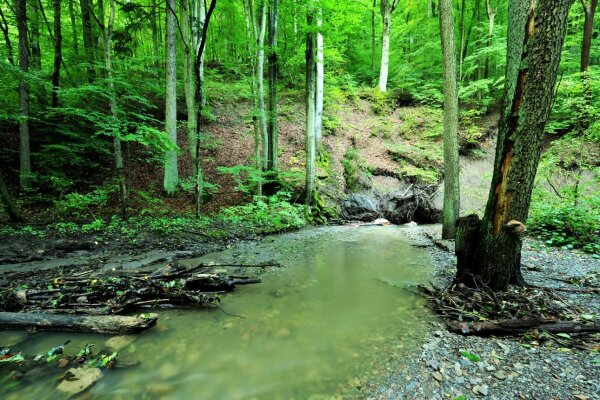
(455, 0, 572, 292)
(439, 0, 460, 239)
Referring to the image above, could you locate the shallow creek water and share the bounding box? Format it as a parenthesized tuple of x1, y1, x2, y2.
(1, 226, 434, 399)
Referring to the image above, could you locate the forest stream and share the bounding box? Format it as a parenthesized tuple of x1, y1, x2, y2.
(0, 225, 434, 399)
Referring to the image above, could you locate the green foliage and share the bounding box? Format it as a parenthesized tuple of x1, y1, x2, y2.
(220, 192, 306, 233)
(342, 148, 365, 192)
(529, 137, 600, 255)
(55, 185, 115, 218)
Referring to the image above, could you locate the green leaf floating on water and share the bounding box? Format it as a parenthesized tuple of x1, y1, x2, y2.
(459, 350, 481, 362)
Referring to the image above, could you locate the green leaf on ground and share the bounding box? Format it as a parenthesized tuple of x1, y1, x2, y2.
(459, 350, 481, 362)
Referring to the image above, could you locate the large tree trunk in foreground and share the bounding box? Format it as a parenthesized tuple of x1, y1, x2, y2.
(16, 0, 31, 190)
(0, 312, 158, 334)
(51, 0, 62, 108)
(455, 0, 572, 292)
(439, 0, 460, 240)
(163, 0, 178, 195)
(448, 318, 600, 336)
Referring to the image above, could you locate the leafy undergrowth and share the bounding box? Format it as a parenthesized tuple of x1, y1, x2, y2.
(0, 192, 306, 243)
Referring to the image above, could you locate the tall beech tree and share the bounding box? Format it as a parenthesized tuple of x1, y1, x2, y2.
(315, 7, 324, 154)
(305, 9, 316, 205)
(377, 0, 400, 92)
(163, 0, 178, 195)
(104, 0, 126, 216)
(439, 0, 460, 240)
(193, 0, 216, 216)
(455, 0, 573, 291)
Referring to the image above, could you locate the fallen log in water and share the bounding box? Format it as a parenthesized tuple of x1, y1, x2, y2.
(0, 312, 158, 334)
(0, 262, 262, 315)
(448, 318, 600, 336)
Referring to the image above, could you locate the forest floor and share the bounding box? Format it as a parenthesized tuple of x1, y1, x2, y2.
(363, 224, 600, 400)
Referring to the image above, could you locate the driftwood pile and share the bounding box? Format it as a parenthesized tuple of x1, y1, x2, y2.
(420, 283, 600, 346)
(0, 261, 270, 333)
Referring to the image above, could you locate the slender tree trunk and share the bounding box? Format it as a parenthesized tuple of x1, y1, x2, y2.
(0, 168, 23, 222)
(0, 7, 14, 64)
(439, 0, 460, 239)
(580, 0, 598, 124)
(182, 0, 197, 177)
(427, 0, 432, 18)
(315, 8, 324, 154)
(80, 0, 95, 80)
(194, 0, 216, 216)
(16, 0, 31, 189)
(267, 0, 278, 174)
(51, 0, 62, 107)
(151, 0, 159, 66)
(256, 0, 267, 171)
(455, 0, 572, 292)
(104, 0, 126, 217)
(305, 11, 316, 205)
(68, 0, 78, 54)
(371, 0, 376, 72)
(458, 0, 466, 83)
(97, 0, 105, 60)
(243, 0, 261, 189)
(377, 5, 391, 92)
(163, 0, 178, 195)
(461, 0, 480, 82)
(29, 0, 42, 69)
(484, 0, 496, 79)
(580, 0, 597, 72)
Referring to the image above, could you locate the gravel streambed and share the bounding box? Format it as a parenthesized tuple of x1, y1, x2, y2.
(362, 224, 600, 400)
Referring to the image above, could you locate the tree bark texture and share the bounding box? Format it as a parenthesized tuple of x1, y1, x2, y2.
(455, 0, 573, 292)
(439, 0, 460, 240)
(29, 0, 42, 69)
(315, 8, 324, 155)
(163, 0, 178, 195)
(257, 0, 268, 171)
(0, 312, 158, 334)
(305, 11, 316, 205)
